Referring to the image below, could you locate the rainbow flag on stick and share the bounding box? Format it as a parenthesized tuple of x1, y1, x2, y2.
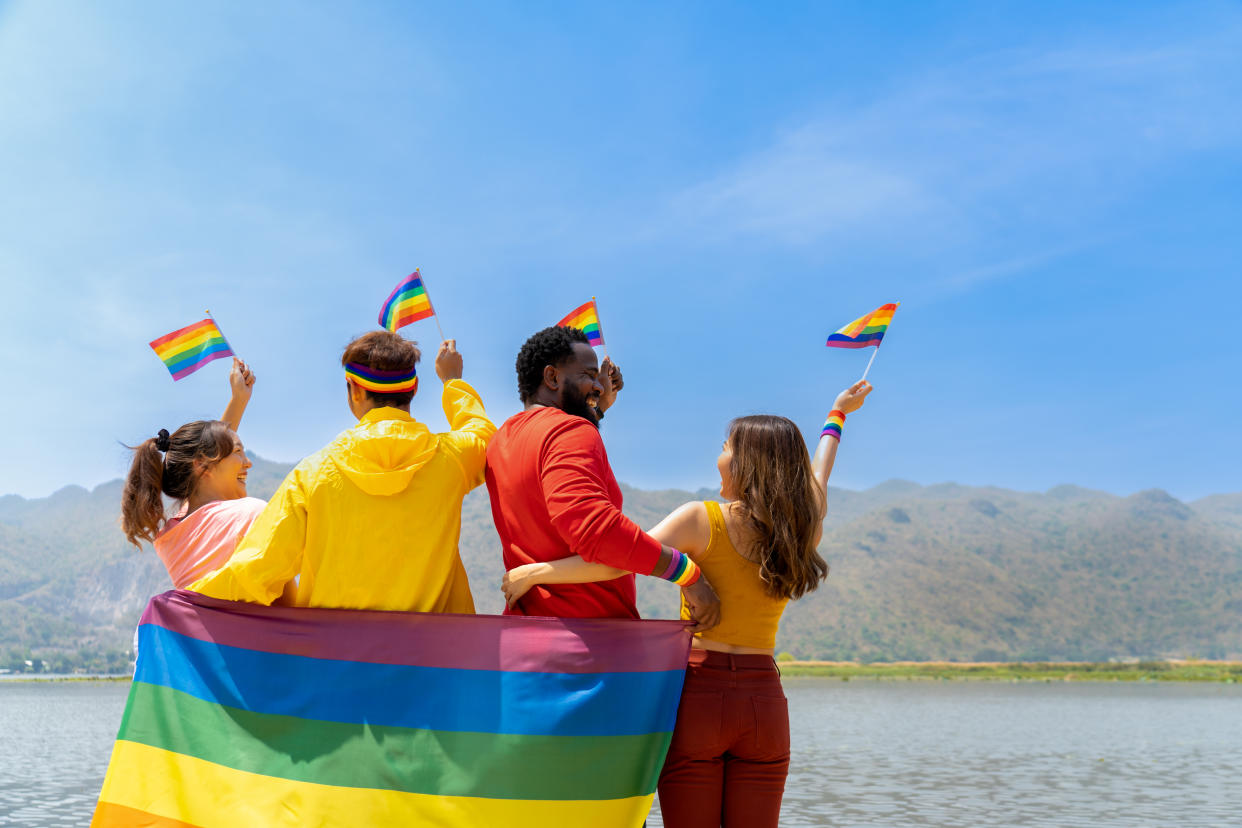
(92, 591, 690, 828)
(558, 298, 604, 347)
(149, 317, 234, 381)
(825, 302, 899, 349)
(379, 269, 436, 332)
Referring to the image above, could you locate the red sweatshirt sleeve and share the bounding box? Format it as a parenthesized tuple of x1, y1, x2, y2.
(539, 418, 662, 574)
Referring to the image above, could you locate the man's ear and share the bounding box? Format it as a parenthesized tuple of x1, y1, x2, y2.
(542, 363, 560, 391)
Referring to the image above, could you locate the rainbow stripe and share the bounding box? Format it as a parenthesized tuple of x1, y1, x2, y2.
(659, 549, 700, 587)
(344, 362, 419, 395)
(558, 300, 603, 346)
(379, 270, 435, 332)
(825, 302, 899, 349)
(821, 409, 845, 441)
(92, 591, 690, 828)
(149, 319, 234, 381)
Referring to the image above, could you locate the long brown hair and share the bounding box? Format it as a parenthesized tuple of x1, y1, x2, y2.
(727, 415, 829, 600)
(120, 420, 235, 547)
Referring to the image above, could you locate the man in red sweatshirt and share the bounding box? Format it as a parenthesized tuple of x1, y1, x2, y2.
(485, 325, 720, 626)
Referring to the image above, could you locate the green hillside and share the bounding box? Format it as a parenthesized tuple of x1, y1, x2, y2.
(2, 455, 1239, 667)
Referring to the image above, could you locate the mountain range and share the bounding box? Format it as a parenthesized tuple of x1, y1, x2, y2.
(2, 454, 1239, 662)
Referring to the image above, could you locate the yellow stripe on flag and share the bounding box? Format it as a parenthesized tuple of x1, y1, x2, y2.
(96, 740, 654, 828)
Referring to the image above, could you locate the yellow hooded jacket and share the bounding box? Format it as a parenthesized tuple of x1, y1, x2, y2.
(191, 379, 495, 613)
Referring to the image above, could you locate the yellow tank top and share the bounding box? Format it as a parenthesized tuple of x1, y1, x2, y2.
(679, 500, 789, 650)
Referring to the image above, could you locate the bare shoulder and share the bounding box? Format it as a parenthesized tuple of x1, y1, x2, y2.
(649, 501, 711, 556)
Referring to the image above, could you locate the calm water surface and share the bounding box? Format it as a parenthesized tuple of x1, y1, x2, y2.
(1, 679, 1239, 826)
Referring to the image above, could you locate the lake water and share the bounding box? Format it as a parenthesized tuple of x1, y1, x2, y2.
(1, 679, 1239, 826)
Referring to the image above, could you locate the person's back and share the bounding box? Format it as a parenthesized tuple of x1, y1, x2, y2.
(486, 325, 721, 626)
(487, 405, 649, 619)
(677, 499, 788, 650)
(193, 334, 493, 612)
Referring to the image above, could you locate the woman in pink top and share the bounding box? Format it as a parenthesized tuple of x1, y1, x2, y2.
(120, 359, 265, 588)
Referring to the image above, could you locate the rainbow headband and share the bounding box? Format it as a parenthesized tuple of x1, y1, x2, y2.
(345, 362, 419, 394)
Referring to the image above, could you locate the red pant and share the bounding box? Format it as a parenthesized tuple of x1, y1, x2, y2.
(657, 650, 790, 828)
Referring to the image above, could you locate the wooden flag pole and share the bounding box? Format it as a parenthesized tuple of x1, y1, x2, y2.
(592, 295, 610, 360)
(418, 267, 448, 342)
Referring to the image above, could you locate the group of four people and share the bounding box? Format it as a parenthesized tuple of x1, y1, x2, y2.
(120, 324, 872, 828)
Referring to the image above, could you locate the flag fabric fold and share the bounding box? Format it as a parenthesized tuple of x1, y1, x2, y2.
(557, 300, 604, 346)
(825, 302, 899, 349)
(92, 591, 691, 827)
(149, 319, 234, 381)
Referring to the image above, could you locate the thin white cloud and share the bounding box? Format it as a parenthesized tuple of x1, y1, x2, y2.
(660, 18, 1242, 260)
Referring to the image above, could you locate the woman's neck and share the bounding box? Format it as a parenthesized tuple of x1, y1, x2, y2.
(184, 488, 222, 516)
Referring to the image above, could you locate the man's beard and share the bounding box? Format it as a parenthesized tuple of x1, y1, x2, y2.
(559, 383, 599, 428)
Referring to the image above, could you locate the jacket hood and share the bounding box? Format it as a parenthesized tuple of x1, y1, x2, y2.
(327, 408, 437, 496)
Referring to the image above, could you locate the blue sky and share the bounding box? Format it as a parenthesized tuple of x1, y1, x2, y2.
(1, 1, 1239, 500)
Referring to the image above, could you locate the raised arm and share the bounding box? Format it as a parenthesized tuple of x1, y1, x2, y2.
(219, 358, 256, 432)
(811, 379, 873, 502)
(434, 340, 496, 488)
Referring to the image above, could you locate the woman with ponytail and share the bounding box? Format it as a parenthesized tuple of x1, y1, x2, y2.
(501, 380, 873, 828)
(120, 358, 265, 589)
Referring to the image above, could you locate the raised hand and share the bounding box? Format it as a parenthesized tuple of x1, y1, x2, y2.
(435, 339, 463, 382)
(229, 358, 255, 402)
(597, 357, 624, 413)
(833, 380, 872, 415)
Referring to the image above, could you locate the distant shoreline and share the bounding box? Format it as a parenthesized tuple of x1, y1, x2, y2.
(4, 661, 1241, 684)
(779, 660, 1242, 682)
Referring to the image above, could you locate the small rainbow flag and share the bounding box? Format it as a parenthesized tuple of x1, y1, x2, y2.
(558, 299, 603, 346)
(379, 270, 435, 332)
(149, 318, 234, 381)
(92, 590, 690, 828)
(826, 303, 899, 349)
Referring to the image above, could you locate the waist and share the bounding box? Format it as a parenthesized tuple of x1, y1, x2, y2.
(688, 648, 778, 672)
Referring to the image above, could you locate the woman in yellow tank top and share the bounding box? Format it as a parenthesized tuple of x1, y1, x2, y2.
(502, 380, 873, 828)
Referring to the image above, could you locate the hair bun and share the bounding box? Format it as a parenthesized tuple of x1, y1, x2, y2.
(155, 429, 171, 452)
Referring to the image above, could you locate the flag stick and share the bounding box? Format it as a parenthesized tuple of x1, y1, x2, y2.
(860, 345, 880, 382)
(418, 267, 448, 342)
(204, 309, 238, 357)
(591, 295, 610, 360)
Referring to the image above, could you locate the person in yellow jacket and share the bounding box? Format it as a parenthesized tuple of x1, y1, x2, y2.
(191, 331, 494, 613)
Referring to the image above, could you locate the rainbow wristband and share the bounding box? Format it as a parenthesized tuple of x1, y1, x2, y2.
(821, 409, 845, 441)
(659, 548, 701, 587)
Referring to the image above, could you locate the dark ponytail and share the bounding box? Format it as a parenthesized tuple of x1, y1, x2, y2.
(120, 420, 235, 547)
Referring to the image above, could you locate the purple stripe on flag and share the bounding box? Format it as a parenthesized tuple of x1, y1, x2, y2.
(141, 590, 691, 674)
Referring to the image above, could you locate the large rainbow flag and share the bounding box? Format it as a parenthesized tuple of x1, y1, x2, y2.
(825, 302, 899, 349)
(92, 591, 690, 827)
(379, 270, 435, 331)
(557, 299, 603, 346)
(149, 318, 234, 381)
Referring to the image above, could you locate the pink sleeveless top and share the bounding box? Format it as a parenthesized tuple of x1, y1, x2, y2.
(154, 497, 267, 588)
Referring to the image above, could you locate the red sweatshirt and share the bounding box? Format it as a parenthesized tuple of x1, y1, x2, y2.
(485, 406, 662, 619)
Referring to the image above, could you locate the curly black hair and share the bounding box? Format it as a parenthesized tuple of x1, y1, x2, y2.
(516, 325, 590, 403)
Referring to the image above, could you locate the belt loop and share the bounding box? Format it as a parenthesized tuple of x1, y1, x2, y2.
(728, 653, 737, 672)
